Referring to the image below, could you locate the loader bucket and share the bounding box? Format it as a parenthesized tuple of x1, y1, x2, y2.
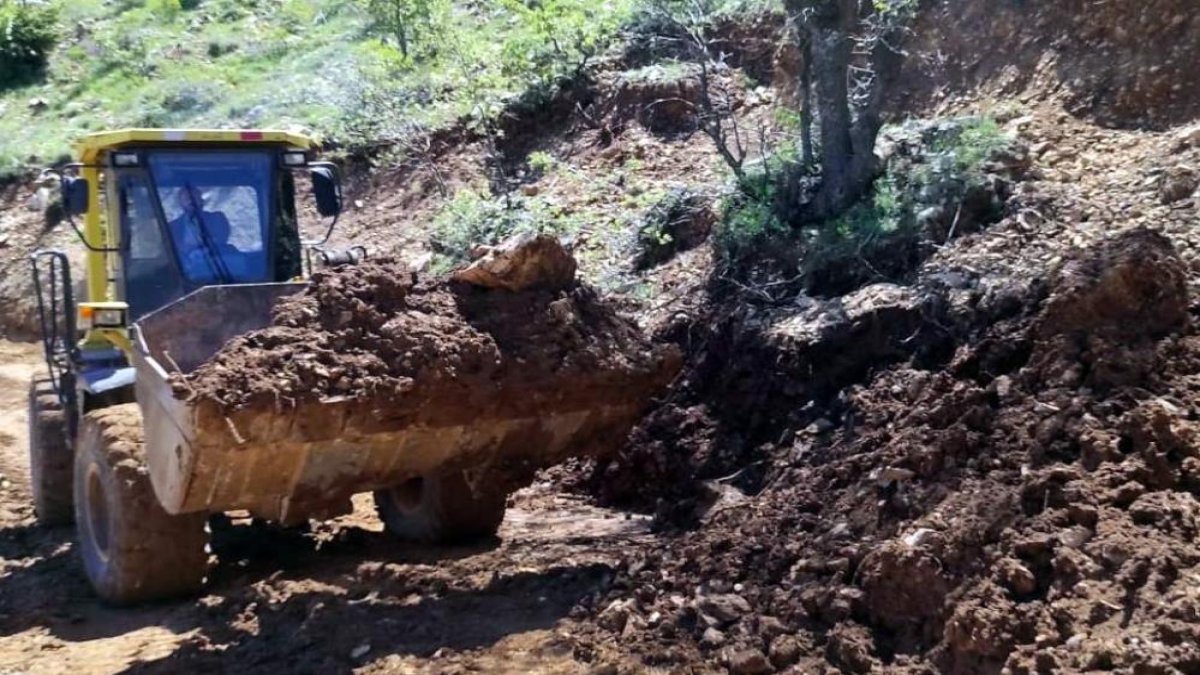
(131, 283, 677, 522)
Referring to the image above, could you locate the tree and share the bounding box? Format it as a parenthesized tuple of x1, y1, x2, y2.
(635, 0, 754, 185)
(498, 0, 623, 86)
(637, 0, 912, 229)
(783, 0, 913, 221)
(0, 0, 58, 89)
(363, 0, 447, 61)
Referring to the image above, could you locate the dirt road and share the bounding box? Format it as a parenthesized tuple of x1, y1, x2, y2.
(0, 340, 653, 674)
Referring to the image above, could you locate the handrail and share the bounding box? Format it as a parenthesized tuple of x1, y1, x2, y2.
(29, 250, 79, 422)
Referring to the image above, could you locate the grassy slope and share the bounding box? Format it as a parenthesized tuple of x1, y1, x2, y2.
(0, 0, 639, 176)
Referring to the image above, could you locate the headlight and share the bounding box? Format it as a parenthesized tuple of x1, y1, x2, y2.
(281, 151, 308, 167)
(93, 309, 125, 327)
(79, 306, 127, 329)
(111, 152, 141, 167)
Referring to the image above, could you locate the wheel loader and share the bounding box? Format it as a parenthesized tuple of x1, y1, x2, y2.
(27, 129, 671, 604)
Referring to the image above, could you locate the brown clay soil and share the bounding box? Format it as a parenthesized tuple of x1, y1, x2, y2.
(180, 259, 676, 413)
(571, 229, 1200, 673)
(556, 105, 1200, 673)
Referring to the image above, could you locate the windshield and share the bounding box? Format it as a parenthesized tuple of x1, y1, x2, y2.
(147, 151, 273, 285)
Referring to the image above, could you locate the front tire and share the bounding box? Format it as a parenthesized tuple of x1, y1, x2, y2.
(375, 470, 508, 544)
(73, 404, 209, 604)
(28, 373, 73, 525)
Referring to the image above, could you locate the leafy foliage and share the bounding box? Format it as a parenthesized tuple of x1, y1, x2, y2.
(635, 187, 712, 268)
(0, 0, 639, 173)
(147, 0, 183, 20)
(361, 0, 448, 60)
(715, 188, 788, 259)
(715, 115, 1018, 294)
(526, 150, 556, 175)
(428, 189, 574, 268)
(0, 0, 58, 89)
(498, 0, 626, 89)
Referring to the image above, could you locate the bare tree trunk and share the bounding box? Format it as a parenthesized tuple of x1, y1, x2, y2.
(799, 40, 814, 166)
(783, 0, 908, 223)
(806, 0, 871, 219)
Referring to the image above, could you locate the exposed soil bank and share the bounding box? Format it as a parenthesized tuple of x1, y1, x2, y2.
(569, 225, 1200, 673)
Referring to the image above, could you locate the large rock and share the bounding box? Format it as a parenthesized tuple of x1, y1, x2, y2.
(452, 232, 577, 292)
(1158, 165, 1198, 204)
(1037, 228, 1188, 340)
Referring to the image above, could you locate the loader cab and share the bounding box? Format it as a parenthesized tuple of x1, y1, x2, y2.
(29, 130, 342, 439)
(97, 141, 339, 320)
(111, 147, 304, 320)
(54, 129, 342, 322)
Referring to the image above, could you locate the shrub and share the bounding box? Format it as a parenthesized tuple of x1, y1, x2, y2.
(148, 0, 183, 20)
(429, 190, 568, 269)
(527, 150, 556, 175)
(802, 116, 1018, 294)
(714, 115, 1019, 294)
(0, 1, 58, 89)
(499, 0, 628, 88)
(715, 192, 787, 259)
(361, 0, 448, 62)
(635, 187, 713, 268)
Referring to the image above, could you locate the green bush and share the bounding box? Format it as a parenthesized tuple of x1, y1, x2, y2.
(499, 0, 628, 88)
(715, 193, 787, 258)
(0, 1, 58, 89)
(148, 0, 184, 20)
(527, 150, 556, 175)
(361, 0, 448, 62)
(429, 190, 569, 270)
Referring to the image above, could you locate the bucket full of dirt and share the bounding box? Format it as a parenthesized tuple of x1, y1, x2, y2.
(130, 237, 681, 521)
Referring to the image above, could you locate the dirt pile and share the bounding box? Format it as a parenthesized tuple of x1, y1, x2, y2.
(570, 228, 1200, 673)
(179, 238, 679, 414)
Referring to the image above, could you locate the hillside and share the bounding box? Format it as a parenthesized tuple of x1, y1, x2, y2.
(0, 0, 642, 177)
(1, 0, 1200, 673)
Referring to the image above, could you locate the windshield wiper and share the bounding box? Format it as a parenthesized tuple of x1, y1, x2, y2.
(182, 184, 233, 285)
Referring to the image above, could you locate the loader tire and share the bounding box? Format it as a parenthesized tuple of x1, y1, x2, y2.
(73, 404, 209, 605)
(29, 373, 73, 525)
(375, 470, 508, 544)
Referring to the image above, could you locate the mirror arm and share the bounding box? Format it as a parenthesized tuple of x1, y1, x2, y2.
(301, 212, 339, 247)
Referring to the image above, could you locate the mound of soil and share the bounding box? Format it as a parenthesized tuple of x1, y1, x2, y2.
(179, 251, 678, 414)
(571, 228, 1200, 673)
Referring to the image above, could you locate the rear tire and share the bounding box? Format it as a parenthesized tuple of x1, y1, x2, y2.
(73, 404, 209, 604)
(28, 373, 73, 525)
(375, 470, 508, 544)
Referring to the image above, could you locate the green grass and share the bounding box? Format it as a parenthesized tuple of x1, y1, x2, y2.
(0, 0, 637, 174)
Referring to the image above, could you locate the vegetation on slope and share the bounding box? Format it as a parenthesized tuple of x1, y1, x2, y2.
(0, 0, 646, 178)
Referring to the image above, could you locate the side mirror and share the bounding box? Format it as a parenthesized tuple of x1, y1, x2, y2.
(310, 164, 342, 218)
(63, 176, 89, 217)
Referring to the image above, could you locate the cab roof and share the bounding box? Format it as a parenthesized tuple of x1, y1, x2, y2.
(75, 129, 318, 163)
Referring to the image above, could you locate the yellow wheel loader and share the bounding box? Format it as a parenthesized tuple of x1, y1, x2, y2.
(27, 130, 669, 605)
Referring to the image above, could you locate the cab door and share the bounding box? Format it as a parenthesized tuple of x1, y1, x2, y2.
(114, 174, 186, 320)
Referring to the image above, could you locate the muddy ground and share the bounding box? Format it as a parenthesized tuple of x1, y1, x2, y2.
(0, 335, 653, 674)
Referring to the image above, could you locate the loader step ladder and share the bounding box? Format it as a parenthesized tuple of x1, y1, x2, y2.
(30, 250, 79, 435)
